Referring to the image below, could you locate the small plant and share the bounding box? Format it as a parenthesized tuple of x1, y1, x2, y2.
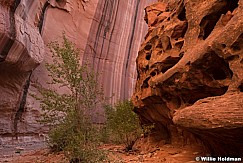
(105, 100, 143, 151)
(34, 35, 107, 162)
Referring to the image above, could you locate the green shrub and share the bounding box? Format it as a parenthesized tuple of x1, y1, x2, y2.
(105, 100, 142, 151)
(34, 35, 107, 162)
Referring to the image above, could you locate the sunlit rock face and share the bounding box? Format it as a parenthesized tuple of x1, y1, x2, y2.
(0, 0, 156, 140)
(132, 0, 243, 156)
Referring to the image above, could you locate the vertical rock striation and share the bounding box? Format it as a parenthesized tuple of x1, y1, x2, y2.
(0, 0, 44, 137)
(0, 0, 156, 140)
(83, 0, 156, 103)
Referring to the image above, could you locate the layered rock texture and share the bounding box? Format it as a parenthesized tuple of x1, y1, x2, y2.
(0, 0, 156, 140)
(83, 0, 156, 102)
(132, 0, 243, 156)
(0, 0, 44, 138)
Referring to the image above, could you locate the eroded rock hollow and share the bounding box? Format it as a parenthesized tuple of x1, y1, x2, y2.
(132, 0, 243, 156)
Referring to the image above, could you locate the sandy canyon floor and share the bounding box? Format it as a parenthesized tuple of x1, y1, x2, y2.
(0, 141, 204, 163)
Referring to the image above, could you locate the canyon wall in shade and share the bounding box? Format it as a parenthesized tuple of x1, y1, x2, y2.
(0, 0, 155, 139)
(83, 0, 156, 103)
